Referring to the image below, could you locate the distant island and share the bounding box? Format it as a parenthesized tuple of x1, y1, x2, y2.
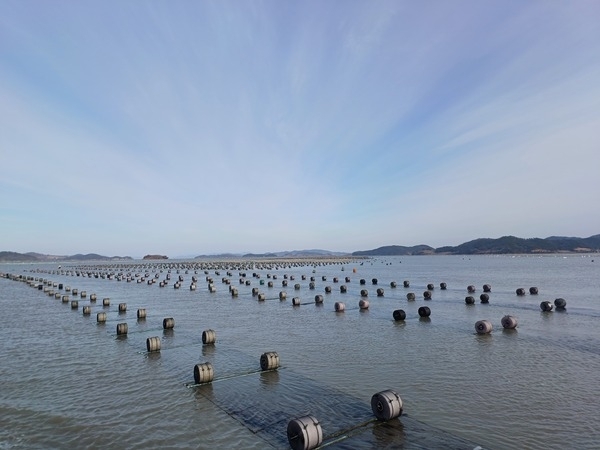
(0, 252, 132, 263)
(353, 234, 600, 256)
(1, 234, 598, 262)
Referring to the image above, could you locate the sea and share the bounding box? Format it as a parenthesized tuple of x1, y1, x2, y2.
(1, 254, 599, 450)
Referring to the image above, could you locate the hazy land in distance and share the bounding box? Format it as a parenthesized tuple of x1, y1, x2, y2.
(1, 234, 599, 262)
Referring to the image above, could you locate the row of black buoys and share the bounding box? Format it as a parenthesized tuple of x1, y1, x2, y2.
(394, 307, 431, 320)
(287, 389, 402, 450)
(202, 329, 216, 345)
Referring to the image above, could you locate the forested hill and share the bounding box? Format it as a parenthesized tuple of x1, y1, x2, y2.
(353, 235, 600, 256)
(435, 235, 600, 254)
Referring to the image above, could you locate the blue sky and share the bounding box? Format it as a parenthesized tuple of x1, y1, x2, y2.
(1, 1, 599, 257)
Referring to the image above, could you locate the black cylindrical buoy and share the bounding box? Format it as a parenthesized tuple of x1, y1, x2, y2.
(163, 317, 175, 329)
(335, 302, 345, 312)
(540, 301, 553, 312)
(530, 287, 539, 295)
(406, 292, 416, 301)
(116, 323, 128, 336)
(480, 293, 489, 303)
(193, 362, 214, 384)
(427, 283, 434, 290)
(393, 309, 406, 321)
(465, 296, 475, 305)
(423, 291, 432, 300)
(403, 280, 410, 288)
(371, 390, 403, 421)
(483, 284, 491, 292)
(260, 351, 280, 371)
(418, 306, 431, 317)
(554, 298, 567, 309)
(287, 415, 323, 450)
(137, 308, 146, 319)
(440, 282, 447, 290)
(146, 336, 161, 352)
(202, 329, 216, 345)
(376, 288, 384, 297)
(516, 288, 526, 296)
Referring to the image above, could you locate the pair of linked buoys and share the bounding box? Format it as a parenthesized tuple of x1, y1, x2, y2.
(287, 389, 402, 450)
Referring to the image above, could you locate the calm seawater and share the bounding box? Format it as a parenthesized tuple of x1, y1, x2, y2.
(1, 255, 599, 449)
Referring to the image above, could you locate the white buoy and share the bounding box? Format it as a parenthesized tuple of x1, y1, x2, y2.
(371, 390, 403, 420)
(287, 415, 323, 450)
(475, 320, 493, 334)
(260, 351, 280, 371)
(146, 336, 161, 352)
(501, 315, 518, 329)
(193, 362, 214, 384)
(116, 323, 128, 336)
(163, 317, 175, 329)
(202, 329, 216, 345)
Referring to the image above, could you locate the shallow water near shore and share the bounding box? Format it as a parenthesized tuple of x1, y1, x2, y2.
(1, 254, 599, 449)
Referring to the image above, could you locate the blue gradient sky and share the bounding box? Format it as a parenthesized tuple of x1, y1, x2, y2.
(1, 1, 599, 257)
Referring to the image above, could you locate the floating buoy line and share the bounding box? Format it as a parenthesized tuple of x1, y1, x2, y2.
(1, 264, 572, 448)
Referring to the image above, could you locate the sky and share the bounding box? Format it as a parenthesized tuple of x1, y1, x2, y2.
(1, 1, 599, 258)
